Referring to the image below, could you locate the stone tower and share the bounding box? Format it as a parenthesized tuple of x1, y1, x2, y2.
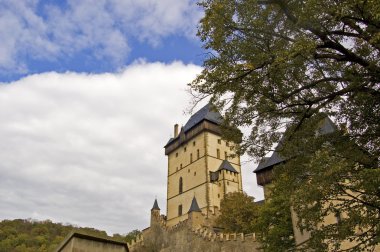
(164, 104, 242, 227)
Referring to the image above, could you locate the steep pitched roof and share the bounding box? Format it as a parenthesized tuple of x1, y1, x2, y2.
(183, 103, 223, 132)
(151, 199, 160, 211)
(188, 196, 202, 213)
(254, 117, 337, 173)
(218, 160, 238, 173)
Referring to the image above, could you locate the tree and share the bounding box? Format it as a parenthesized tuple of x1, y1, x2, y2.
(216, 192, 259, 233)
(254, 187, 295, 252)
(192, 0, 379, 159)
(192, 0, 380, 251)
(123, 229, 142, 243)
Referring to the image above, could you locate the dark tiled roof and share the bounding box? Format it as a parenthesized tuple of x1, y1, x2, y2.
(165, 103, 223, 148)
(218, 160, 238, 173)
(254, 149, 285, 173)
(254, 117, 337, 173)
(183, 103, 223, 132)
(188, 196, 202, 213)
(151, 199, 160, 210)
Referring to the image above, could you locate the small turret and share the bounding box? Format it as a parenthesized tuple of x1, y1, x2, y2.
(151, 199, 160, 226)
(188, 196, 203, 228)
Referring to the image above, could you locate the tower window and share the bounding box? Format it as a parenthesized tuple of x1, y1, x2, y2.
(188, 169, 190, 173)
(224, 151, 227, 160)
(193, 141, 196, 146)
(218, 139, 221, 144)
(178, 204, 183, 216)
(179, 177, 183, 194)
(176, 152, 178, 157)
(217, 149, 220, 159)
(194, 172, 196, 176)
(184, 147, 187, 152)
(226, 142, 229, 147)
(190, 153, 193, 163)
(197, 149, 200, 159)
(180, 163, 182, 169)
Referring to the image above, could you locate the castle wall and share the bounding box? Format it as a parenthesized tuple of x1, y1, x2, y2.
(130, 220, 259, 252)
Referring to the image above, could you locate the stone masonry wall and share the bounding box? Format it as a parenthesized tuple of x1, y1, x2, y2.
(129, 219, 259, 252)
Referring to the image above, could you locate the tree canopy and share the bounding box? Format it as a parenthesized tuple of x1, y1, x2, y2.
(192, 0, 379, 160)
(192, 0, 379, 251)
(215, 192, 259, 233)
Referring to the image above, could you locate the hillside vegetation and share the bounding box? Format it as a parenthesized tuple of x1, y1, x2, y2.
(0, 219, 139, 252)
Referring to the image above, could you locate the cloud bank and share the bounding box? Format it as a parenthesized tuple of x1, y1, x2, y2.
(0, 0, 202, 73)
(0, 61, 262, 234)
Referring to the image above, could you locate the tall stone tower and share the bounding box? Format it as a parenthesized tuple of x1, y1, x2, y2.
(164, 104, 242, 227)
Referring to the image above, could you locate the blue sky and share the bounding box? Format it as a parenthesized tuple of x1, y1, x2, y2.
(0, 0, 205, 81)
(0, 0, 263, 235)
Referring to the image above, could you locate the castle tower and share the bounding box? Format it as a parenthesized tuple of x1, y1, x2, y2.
(150, 199, 160, 227)
(164, 104, 242, 227)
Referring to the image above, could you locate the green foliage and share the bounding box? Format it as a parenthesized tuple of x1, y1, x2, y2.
(123, 229, 142, 243)
(216, 192, 259, 233)
(193, 0, 380, 251)
(0, 219, 137, 251)
(274, 129, 380, 251)
(254, 190, 295, 252)
(192, 0, 379, 160)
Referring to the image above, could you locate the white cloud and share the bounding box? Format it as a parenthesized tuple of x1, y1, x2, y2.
(0, 0, 202, 73)
(0, 61, 262, 234)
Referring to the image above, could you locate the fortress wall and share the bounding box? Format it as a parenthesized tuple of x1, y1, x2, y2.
(129, 219, 259, 252)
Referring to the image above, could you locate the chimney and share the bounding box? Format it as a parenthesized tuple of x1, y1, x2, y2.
(174, 124, 179, 137)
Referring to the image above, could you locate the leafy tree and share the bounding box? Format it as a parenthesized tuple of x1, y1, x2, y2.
(254, 188, 295, 252)
(216, 192, 259, 233)
(192, 0, 380, 251)
(124, 229, 142, 243)
(192, 0, 379, 159)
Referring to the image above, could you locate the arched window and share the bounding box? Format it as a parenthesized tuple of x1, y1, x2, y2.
(179, 177, 183, 194)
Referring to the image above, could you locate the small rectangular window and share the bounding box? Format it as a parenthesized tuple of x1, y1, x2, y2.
(217, 149, 220, 159)
(180, 163, 182, 169)
(176, 152, 178, 157)
(197, 149, 200, 159)
(193, 141, 196, 146)
(190, 153, 193, 163)
(226, 142, 229, 147)
(224, 151, 227, 160)
(178, 205, 183, 216)
(184, 147, 187, 152)
(217, 139, 221, 144)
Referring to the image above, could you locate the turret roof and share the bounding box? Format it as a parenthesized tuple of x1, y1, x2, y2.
(151, 199, 160, 211)
(188, 196, 202, 213)
(218, 160, 238, 173)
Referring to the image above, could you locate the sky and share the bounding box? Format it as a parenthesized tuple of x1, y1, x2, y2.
(0, 0, 263, 235)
